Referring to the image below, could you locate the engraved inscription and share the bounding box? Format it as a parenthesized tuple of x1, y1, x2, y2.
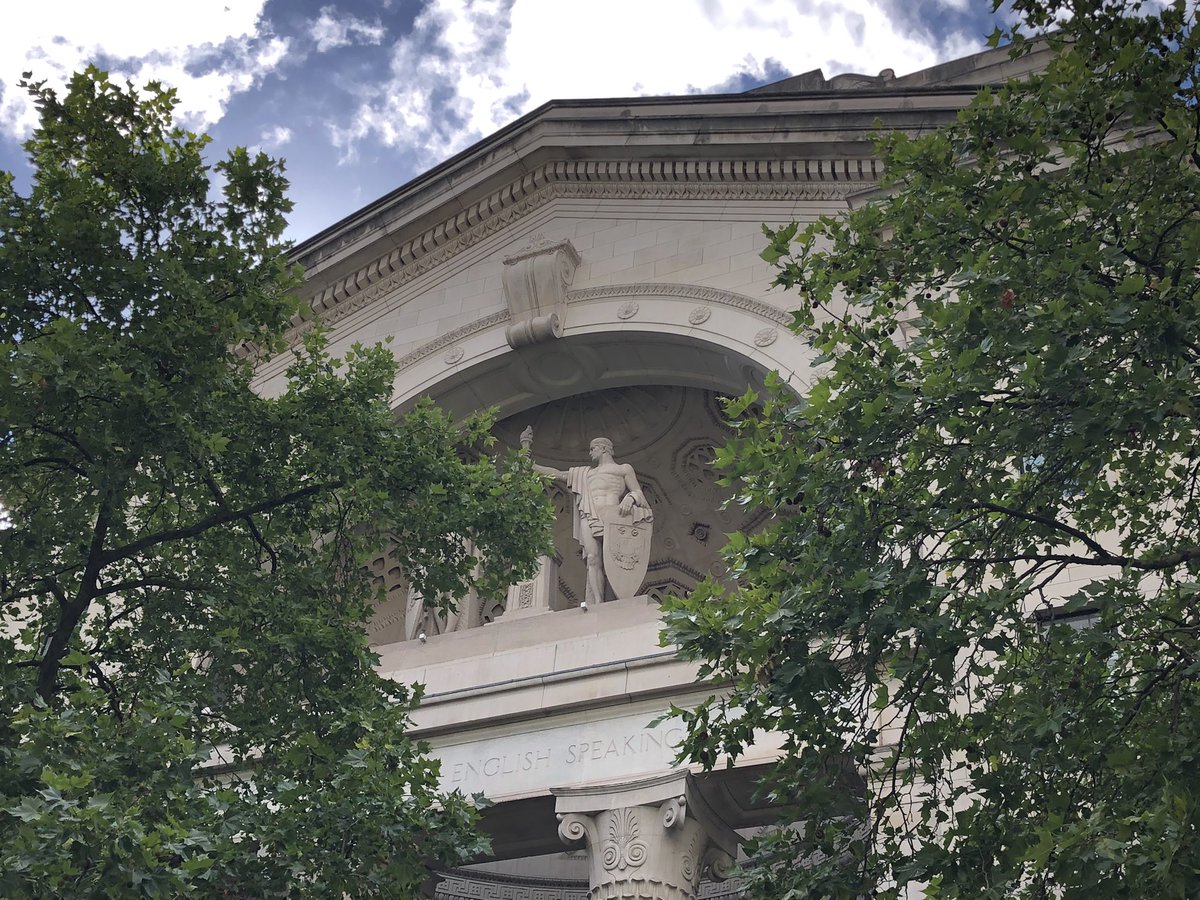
(435, 718, 687, 796)
(448, 749, 552, 785)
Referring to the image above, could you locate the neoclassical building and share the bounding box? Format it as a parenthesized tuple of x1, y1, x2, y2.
(254, 42, 1045, 900)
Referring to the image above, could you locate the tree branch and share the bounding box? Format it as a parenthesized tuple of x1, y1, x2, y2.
(93, 576, 212, 600)
(972, 501, 1117, 561)
(199, 471, 280, 573)
(99, 479, 341, 567)
(36, 494, 114, 702)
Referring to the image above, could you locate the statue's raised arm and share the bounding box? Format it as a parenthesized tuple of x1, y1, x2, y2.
(520, 426, 567, 482)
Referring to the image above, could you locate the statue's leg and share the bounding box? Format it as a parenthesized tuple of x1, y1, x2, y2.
(580, 529, 604, 605)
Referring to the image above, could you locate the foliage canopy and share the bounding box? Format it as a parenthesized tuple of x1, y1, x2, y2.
(0, 69, 550, 896)
(664, 1, 1200, 897)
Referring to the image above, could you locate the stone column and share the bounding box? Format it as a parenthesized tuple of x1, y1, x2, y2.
(554, 770, 737, 900)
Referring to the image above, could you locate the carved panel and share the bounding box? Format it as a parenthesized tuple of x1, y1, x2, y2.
(671, 438, 722, 504)
(365, 537, 408, 646)
(643, 578, 693, 606)
(434, 869, 588, 900)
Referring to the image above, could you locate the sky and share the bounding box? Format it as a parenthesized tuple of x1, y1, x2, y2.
(0, 0, 1008, 244)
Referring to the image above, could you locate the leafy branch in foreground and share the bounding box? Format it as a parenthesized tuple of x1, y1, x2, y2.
(664, 2, 1200, 897)
(0, 69, 551, 897)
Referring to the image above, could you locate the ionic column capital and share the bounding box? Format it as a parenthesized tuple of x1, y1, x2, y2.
(553, 770, 738, 900)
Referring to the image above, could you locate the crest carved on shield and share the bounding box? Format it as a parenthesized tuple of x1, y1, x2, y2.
(604, 516, 652, 599)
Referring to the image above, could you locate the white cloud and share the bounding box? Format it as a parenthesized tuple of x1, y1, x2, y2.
(310, 5, 387, 52)
(332, 0, 984, 166)
(0, 1, 286, 139)
(261, 125, 293, 148)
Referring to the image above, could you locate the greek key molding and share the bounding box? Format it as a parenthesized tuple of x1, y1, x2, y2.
(293, 161, 875, 339)
(434, 868, 588, 900)
(566, 284, 791, 328)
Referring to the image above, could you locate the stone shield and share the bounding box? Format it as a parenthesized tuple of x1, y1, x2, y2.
(603, 517, 652, 599)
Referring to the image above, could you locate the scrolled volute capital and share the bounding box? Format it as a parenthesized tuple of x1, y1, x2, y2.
(660, 795, 687, 829)
(702, 847, 736, 882)
(557, 811, 597, 847)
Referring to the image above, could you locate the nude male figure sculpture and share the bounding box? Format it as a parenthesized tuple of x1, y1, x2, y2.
(521, 427, 653, 604)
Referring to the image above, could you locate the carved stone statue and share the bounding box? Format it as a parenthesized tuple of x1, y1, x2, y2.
(521, 427, 653, 603)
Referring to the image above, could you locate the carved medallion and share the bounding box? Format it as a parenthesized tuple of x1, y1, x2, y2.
(443, 346, 464, 364)
(673, 439, 721, 502)
(688, 305, 712, 325)
(753, 327, 778, 347)
(616, 301, 639, 320)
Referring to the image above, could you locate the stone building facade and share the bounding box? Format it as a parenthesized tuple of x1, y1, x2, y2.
(257, 43, 1047, 900)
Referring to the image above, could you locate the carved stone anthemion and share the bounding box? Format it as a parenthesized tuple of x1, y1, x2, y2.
(554, 771, 738, 900)
(503, 237, 581, 349)
(524, 429, 654, 605)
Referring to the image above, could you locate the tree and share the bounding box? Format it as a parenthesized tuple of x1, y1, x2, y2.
(0, 69, 550, 897)
(662, 1, 1200, 896)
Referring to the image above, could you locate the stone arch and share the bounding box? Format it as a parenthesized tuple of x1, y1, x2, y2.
(390, 282, 818, 421)
(372, 284, 815, 623)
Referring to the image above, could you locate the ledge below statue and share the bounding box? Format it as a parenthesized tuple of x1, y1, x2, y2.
(376, 595, 700, 735)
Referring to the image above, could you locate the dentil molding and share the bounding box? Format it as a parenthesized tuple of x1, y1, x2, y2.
(291, 158, 876, 339)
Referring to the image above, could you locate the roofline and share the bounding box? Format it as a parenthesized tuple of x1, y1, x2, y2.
(289, 36, 1051, 257)
(288, 82, 989, 259)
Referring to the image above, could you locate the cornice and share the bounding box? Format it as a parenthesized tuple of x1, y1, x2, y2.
(291, 160, 875, 342)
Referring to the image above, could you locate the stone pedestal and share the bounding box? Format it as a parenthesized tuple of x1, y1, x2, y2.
(503, 554, 559, 621)
(554, 770, 737, 900)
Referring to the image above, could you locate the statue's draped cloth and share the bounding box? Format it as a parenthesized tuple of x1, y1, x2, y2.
(567, 466, 653, 542)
